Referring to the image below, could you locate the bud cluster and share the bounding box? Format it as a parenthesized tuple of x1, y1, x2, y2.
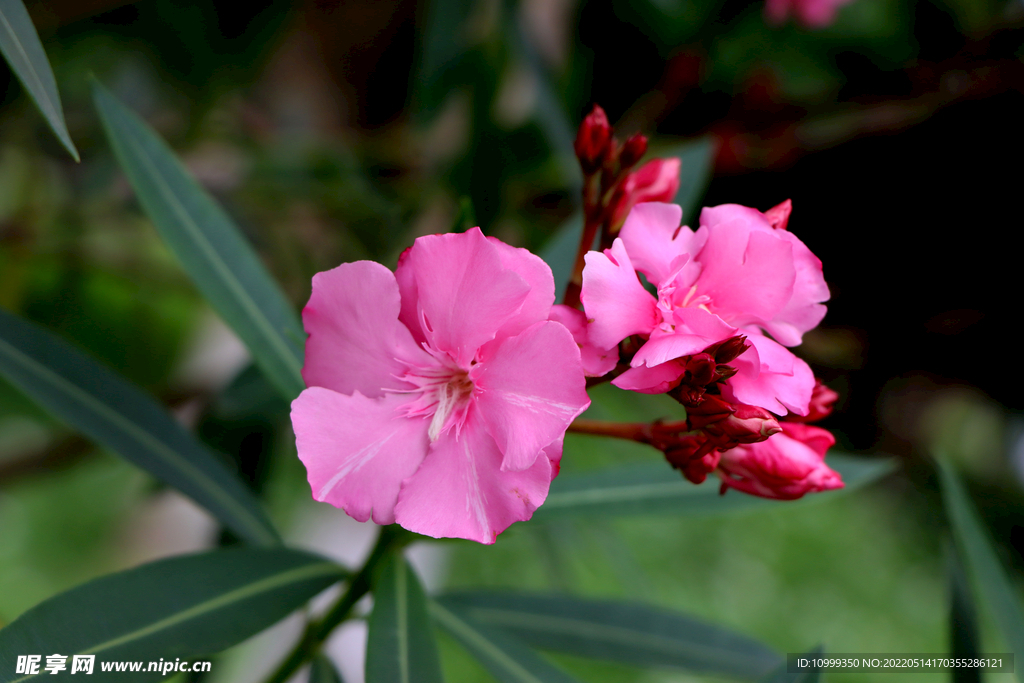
(564, 106, 681, 308)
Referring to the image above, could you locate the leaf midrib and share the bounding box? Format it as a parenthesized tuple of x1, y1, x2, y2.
(430, 603, 544, 683)
(465, 606, 777, 670)
(0, 4, 60, 124)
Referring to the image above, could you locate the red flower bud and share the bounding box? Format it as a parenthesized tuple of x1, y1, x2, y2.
(662, 434, 720, 484)
(608, 157, 682, 227)
(706, 335, 749, 364)
(619, 134, 648, 170)
(684, 353, 717, 386)
(685, 395, 735, 431)
(574, 105, 613, 174)
(764, 199, 792, 231)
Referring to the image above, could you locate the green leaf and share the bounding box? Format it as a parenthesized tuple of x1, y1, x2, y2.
(938, 457, 1024, 678)
(0, 548, 347, 682)
(366, 555, 444, 683)
(430, 601, 582, 683)
(534, 453, 897, 520)
(0, 0, 78, 160)
(758, 648, 822, 683)
(667, 136, 715, 222)
(310, 654, 346, 683)
(91, 82, 306, 401)
(0, 307, 280, 546)
(438, 592, 781, 679)
(948, 542, 982, 683)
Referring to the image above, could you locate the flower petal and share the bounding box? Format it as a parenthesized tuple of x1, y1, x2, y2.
(474, 321, 590, 471)
(631, 308, 737, 368)
(487, 236, 556, 338)
(762, 230, 829, 346)
(695, 215, 796, 326)
(302, 261, 430, 396)
(403, 228, 530, 366)
(581, 238, 660, 350)
(292, 388, 429, 525)
(722, 334, 814, 416)
(619, 202, 706, 287)
(394, 415, 554, 544)
(613, 361, 685, 393)
(549, 304, 618, 377)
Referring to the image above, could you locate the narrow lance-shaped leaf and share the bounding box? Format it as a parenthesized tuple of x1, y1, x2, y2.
(0, 0, 78, 160)
(438, 592, 781, 680)
(92, 82, 306, 401)
(947, 541, 982, 683)
(366, 554, 444, 683)
(0, 307, 280, 546)
(430, 601, 582, 683)
(534, 453, 897, 520)
(938, 457, 1024, 680)
(0, 548, 347, 683)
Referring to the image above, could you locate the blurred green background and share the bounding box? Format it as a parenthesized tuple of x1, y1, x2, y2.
(1, 0, 1023, 680)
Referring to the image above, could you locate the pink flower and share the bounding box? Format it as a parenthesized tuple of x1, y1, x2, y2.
(764, 0, 855, 28)
(291, 228, 590, 544)
(718, 422, 843, 499)
(609, 158, 682, 228)
(548, 304, 618, 377)
(580, 201, 825, 415)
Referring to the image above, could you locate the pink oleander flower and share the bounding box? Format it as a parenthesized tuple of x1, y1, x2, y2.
(718, 422, 843, 499)
(291, 228, 590, 544)
(764, 0, 855, 28)
(609, 158, 682, 228)
(581, 201, 827, 415)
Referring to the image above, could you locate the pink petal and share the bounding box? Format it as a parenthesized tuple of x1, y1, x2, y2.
(543, 436, 564, 480)
(722, 334, 814, 416)
(549, 304, 618, 377)
(780, 422, 835, 457)
(394, 414, 554, 544)
(395, 246, 426, 346)
(474, 321, 590, 471)
(302, 261, 431, 397)
(699, 204, 773, 232)
(487, 237, 556, 338)
(617, 202, 702, 287)
(631, 308, 737, 367)
(403, 228, 530, 366)
(292, 388, 430, 525)
(581, 238, 660, 350)
(762, 230, 829, 346)
(695, 221, 796, 327)
(613, 361, 685, 394)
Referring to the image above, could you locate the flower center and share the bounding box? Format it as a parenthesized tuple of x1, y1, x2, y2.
(395, 356, 476, 442)
(655, 283, 713, 333)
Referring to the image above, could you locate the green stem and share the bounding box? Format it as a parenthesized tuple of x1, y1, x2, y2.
(262, 525, 414, 683)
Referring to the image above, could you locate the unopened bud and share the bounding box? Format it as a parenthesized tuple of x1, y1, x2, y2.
(684, 353, 716, 385)
(574, 105, 613, 174)
(619, 134, 648, 169)
(685, 395, 735, 431)
(710, 335, 749, 364)
(694, 399, 781, 450)
(764, 199, 792, 231)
